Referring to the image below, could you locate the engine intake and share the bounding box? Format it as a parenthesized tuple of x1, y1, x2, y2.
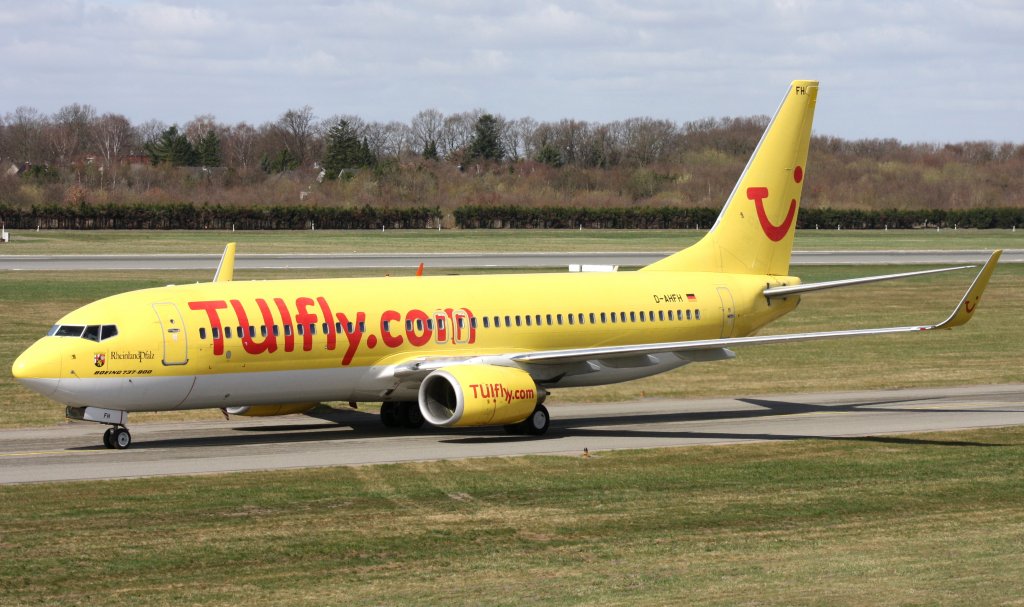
(419, 365, 538, 427)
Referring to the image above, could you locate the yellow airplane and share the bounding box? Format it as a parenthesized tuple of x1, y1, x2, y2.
(12, 80, 1001, 449)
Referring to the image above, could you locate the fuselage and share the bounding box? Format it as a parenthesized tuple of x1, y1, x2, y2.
(12, 269, 800, 412)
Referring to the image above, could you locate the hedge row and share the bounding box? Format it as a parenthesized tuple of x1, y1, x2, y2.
(0, 203, 1021, 230)
(455, 205, 1024, 229)
(0, 203, 442, 230)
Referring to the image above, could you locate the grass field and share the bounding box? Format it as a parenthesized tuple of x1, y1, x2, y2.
(2, 425, 1024, 606)
(0, 227, 1019, 255)
(1, 263, 1021, 428)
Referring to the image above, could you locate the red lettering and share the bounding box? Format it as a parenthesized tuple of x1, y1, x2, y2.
(336, 311, 365, 366)
(273, 298, 294, 352)
(317, 296, 337, 351)
(405, 309, 432, 347)
(230, 299, 277, 355)
(189, 300, 227, 355)
(295, 297, 318, 352)
(381, 309, 403, 348)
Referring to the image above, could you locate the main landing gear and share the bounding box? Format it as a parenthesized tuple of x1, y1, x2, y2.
(380, 401, 425, 429)
(66, 406, 133, 449)
(505, 404, 550, 436)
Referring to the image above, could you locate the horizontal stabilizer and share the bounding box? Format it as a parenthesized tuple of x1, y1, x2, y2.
(763, 264, 975, 299)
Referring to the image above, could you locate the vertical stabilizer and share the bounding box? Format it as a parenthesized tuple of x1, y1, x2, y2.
(213, 242, 236, 282)
(642, 80, 818, 275)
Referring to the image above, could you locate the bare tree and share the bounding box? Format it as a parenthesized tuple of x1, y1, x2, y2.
(91, 113, 135, 166)
(135, 119, 168, 153)
(49, 103, 97, 164)
(500, 116, 537, 161)
(275, 106, 317, 165)
(438, 110, 482, 158)
(183, 114, 221, 145)
(410, 108, 445, 155)
(5, 107, 49, 163)
(224, 122, 259, 170)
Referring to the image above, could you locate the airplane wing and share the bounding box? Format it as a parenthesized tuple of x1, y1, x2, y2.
(512, 250, 1001, 366)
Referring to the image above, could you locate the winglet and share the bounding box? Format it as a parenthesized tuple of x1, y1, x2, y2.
(930, 250, 1001, 330)
(213, 242, 236, 283)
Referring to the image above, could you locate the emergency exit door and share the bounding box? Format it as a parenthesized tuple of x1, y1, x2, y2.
(153, 302, 188, 365)
(716, 287, 736, 338)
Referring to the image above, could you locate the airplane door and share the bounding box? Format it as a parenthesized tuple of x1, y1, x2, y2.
(153, 302, 188, 365)
(716, 287, 736, 338)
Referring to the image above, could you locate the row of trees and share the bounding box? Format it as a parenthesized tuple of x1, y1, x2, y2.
(2, 103, 1023, 213)
(6, 102, 1023, 174)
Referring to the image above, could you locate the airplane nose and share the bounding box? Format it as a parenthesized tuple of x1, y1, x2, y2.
(12, 343, 61, 397)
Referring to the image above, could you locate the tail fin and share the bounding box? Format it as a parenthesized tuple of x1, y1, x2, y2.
(642, 80, 818, 276)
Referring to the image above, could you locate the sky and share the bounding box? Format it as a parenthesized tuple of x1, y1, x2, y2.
(1, 0, 1022, 144)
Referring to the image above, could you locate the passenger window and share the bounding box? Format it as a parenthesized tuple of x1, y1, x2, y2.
(493, 316, 500, 328)
(546, 314, 552, 326)
(568, 315, 574, 325)
(416, 319, 424, 331)
(225, 327, 233, 339)
(590, 313, 596, 324)
(504, 315, 511, 327)
(212, 327, 221, 339)
(273, 325, 280, 336)
(199, 328, 207, 340)
(358, 321, 365, 332)
(348, 322, 355, 333)
(335, 322, 342, 334)
(83, 325, 101, 342)
(515, 316, 522, 327)
(579, 313, 585, 325)
(619, 312, 626, 322)
(322, 322, 329, 334)
(524, 316, 530, 327)
(249, 326, 256, 338)
(471, 317, 478, 329)
(630, 312, 636, 323)
(658, 311, 665, 321)
(695, 309, 701, 320)
(610, 313, 617, 324)
(668, 310, 674, 321)
(557, 314, 563, 325)
(261, 326, 268, 337)
(535, 315, 541, 326)
(483, 317, 490, 328)
(686, 310, 692, 320)
(284, 325, 293, 336)
(297, 324, 304, 336)
(309, 324, 316, 335)
(383, 320, 391, 333)
(236, 326, 242, 338)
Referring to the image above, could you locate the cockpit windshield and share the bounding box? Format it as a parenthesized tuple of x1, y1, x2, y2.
(48, 324, 118, 342)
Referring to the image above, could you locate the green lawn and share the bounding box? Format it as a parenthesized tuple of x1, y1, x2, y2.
(2, 425, 1023, 606)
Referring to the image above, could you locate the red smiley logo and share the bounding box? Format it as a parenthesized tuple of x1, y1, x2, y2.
(746, 166, 803, 242)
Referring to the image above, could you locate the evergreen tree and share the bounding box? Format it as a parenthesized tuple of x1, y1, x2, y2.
(422, 139, 439, 160)
(535, 144, 564, 167)
(144, 125, 197, 166)
(195, 130, 222, 167)
(322, 120, 376, 179)
(260, 149, 299, 173)
(466, 114, 504, 161)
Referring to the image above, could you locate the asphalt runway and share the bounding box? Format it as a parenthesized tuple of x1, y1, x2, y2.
(1, 250, 1021, 271)
(1, 383, 1021, 484)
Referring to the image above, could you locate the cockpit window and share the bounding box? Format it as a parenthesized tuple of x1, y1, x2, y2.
(50, 324, 119, 341)
(54, 325, 85, 337)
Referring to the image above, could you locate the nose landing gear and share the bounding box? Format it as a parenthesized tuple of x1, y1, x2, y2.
(67, 406, 133, 449)
(101, 426, 132, 449)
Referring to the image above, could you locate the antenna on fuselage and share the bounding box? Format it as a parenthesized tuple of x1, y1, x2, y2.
(214, 242, 236, 283)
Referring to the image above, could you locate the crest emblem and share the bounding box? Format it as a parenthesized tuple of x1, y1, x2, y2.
(94, 353, 106, 368)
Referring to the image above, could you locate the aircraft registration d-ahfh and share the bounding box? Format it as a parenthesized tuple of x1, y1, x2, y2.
(12, 80, 1001, 449)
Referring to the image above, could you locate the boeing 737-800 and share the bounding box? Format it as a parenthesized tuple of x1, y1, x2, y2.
(12, 80, 1001, 449)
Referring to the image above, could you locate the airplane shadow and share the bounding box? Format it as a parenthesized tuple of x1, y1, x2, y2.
(64, 396, 1014, 451)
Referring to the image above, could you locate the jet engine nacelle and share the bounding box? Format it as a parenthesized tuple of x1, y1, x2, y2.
(418, 365, 538, 427)
(225, 403, 317, 417)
